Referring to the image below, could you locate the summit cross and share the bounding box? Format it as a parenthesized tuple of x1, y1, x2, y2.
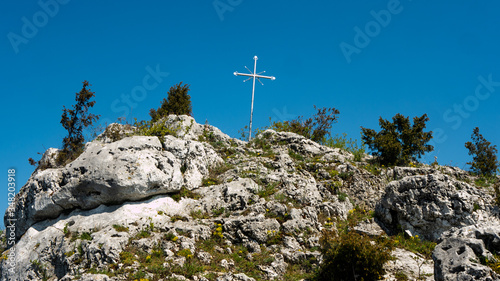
(234, 56, 276, 141)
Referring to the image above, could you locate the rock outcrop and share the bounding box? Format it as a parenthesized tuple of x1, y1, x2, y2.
(433, 222, 500, 281)
(2, 115, 499, 280)
(376, 173, 496, 241)
(8, 133, 223, 242)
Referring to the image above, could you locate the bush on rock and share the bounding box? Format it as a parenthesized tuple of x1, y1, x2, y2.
(361, 113, 433, 166)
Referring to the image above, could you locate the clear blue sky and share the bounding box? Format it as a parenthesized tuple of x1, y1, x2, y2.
(2, 1, 499, 228)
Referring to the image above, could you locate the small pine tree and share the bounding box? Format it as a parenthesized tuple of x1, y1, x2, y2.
(361, 113, 433, 166)
(465, 127, 498, 176)
(150, 82, 192, 122)
(58, 81, 100, 165)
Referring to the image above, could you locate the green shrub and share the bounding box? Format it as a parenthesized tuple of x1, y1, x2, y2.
(364, 163, 381, 175)
(361, 113, 433, 166)
(134, 118, 180, 141)
(323, 133, 365, 161)
(171, 259, 204, 279)
(102, 122, 133, 142)
(112, 224, 129, 232)
(317, 229, 393, 281)
(177, 248, 193, 258)
(201, 178, 219, 186)
(170, 215, 188, 222)
(266, 230, 283, 246)
(171, 186, 201, 202)
(63, 223, 71, 238)
(494, 183, 500, 206)
(395, 271, 409, 281)
(250, 132, 276, 157)
(200, 162, 233, 187)
(288, 149, 304, 161)
(480, 252, 500, 275)
(475, 176, 498, 188)
(238, 124, 263, 141)
(30, 259, 49, 280)
(269, 105, 339, 143)
(119, 250, 135, 266)
(257, 182, 281, 199)
(80, 232, 92, 241)
(212, 207, 227, 217)
(150, 82, 192, 122)
(465, 127, 499, 176)
(338, 171, 354, 181)
(337, 192, 348, 202)
(130, 269, 146, 280)
(391, 233, 436, 259)
(56, 81, 100, 166)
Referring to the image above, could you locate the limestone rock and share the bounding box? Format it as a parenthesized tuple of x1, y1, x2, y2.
(217, 273, 256, 281)
(376, 173, 494, 241)
(194, 178, 260, 213)
(7, 131, 222, 241)
(38, 147, 60, 169)
(162, 134, 224, 189)
(354, 218, 385, 237)
(383, 248, 434, 281)
(433, 222, 500, 281)
(6, 115, 499, 280)
(76, 274, 113, 281)
(0, 195, 193, 281)
(433, 237, 499, 281)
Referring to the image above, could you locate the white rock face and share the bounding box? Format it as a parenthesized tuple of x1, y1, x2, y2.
(433, 222, 500, 281)
(1, 195, 195, 281)
(4, 115, 500, 281)
(7, 133, 222, 241)
(383, 248, 434, 281)
(163, 134, 223, 189)
(376, 173, 495, 241)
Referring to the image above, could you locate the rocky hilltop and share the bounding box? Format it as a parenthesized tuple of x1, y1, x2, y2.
(2, 115, 500, 281)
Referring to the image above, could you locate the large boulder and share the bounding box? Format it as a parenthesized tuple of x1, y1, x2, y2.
(376, 173, 495, 241)
(7, 131, 222, 241)
(433, 222, 500, 281)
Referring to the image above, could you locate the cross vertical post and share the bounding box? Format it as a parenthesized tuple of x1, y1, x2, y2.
(234, 56, 276, 141)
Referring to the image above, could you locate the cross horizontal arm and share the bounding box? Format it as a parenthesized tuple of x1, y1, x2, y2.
(234, 72, 276, 80)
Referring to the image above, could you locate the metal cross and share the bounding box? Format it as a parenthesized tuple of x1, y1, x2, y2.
(234, 56, 276, 141)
